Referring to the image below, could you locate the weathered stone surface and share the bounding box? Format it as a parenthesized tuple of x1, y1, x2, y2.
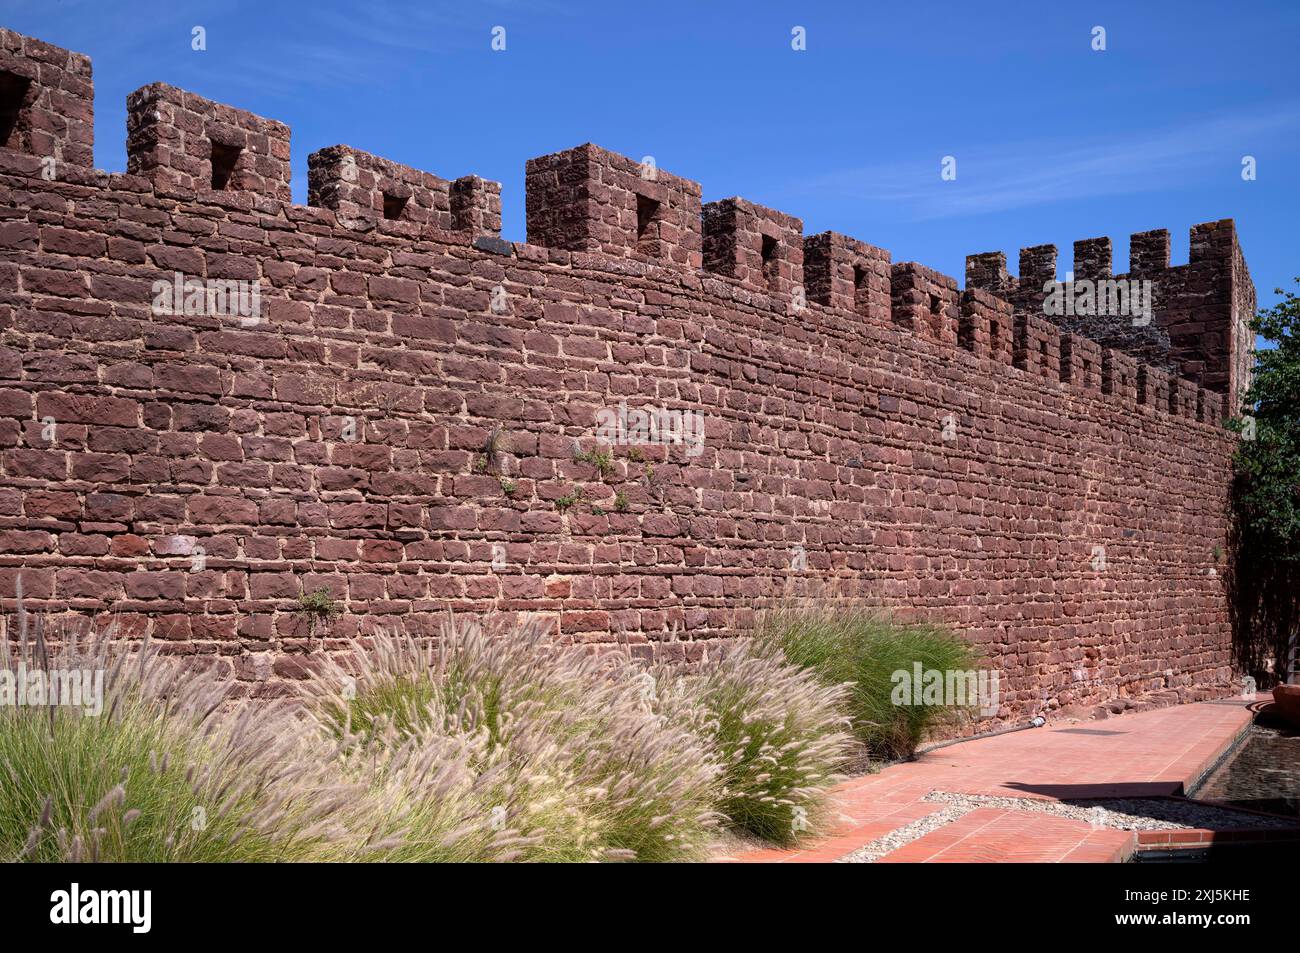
(0, 28, 1251, 720)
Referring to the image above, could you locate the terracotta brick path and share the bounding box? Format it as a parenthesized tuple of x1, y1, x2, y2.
(728, 700, 1281, 863)
(878, 808, 1136, 863)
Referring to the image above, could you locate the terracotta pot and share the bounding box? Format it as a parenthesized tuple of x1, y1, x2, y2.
(1273, 684, 1300, 728)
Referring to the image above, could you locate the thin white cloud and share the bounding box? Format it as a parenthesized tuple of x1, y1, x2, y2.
(796, 107, 1300, 221)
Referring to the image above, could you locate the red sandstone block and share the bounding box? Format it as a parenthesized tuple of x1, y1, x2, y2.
(151, 615, 192, 641)
(426, 505, 477, 530)
(36, 392, 138, 426)
(187, 495, 258, 525)
(368, 275, 421, 304)
(0, 529, 52, 553)
(59, 534, 109, 556)
(41, 226, 106, 257)
(125, 571, 185, 600)
(249, 573, 299, 599)
(110, 533, 150, 557)
(23, 353, 98, 384)
(0, 388, 32, 417)
(0, 222, 39, 250)
(156, 363, 223, 396)
(327, 502, 386, 529)
(0, 567, 54, 598)
(360, 539, 404, 562)
(23, 267, 88, 297)
(563, 610, 609, 632)
(84, 493, 130, 522)
(56, 568, 124, 600)
(4, 448, 68, 479)
(23, 489, 80, 519)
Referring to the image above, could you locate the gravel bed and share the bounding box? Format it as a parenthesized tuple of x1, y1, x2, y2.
(838, 789, 1298, 863)
(838, 805, 973, 863)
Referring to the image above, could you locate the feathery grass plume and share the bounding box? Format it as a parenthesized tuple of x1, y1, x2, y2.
(657, 639, 852, 847)
(332, 708, 575, 863)
(755, 601, 983, 760)
(300, 614, 722, 862)
(0, 614, 359, 863)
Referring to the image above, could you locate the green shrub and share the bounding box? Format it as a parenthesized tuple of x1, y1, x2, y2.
(757, 603, 983, 760)
(1, 628, 355, 863)
(298, 587, 341, 629)
(1228, 279, 1300, 685)
(657, 641, 852, 846)
(300, 616, 722, 862)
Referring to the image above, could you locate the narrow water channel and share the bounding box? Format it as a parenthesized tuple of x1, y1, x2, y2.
(1194, 720, 1300, 818)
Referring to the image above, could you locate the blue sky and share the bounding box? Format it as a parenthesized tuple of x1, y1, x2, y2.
(4, 0, 1297, 340)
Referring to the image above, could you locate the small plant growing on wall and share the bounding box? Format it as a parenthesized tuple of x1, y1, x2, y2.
(298, 588, 341, 634)
(474, 424, 507, 474)
(574, 447, 615, 478)
(555, 486, 583, 512)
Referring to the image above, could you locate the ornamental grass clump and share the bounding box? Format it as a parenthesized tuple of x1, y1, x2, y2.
(0, 620, 357, 863)
(656, 640, 853, 847)
(299, 615, 723, 862)
(756, 602, 984, 760)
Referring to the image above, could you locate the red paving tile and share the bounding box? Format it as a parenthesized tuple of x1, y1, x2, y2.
(718, 800, 945, 863)
(731, 700, 1258, 864)
(877, 808, 1136, 863)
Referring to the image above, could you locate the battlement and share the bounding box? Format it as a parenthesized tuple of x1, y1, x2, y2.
(802, 231, 890, 321)
(126, 82, 290, 202)
(0, 26, 1253, 431)
(308, 144, 501, 235)
(525, 143, 701, 267)
(966, 221, 1255, 412)
(0, 27, 92, 169)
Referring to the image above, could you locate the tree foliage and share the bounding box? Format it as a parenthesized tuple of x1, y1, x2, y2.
(1232, 280, 1300, 557)
(1229, 279, 1300, 684)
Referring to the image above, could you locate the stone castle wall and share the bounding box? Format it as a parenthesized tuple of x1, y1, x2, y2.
(0, 28, 1253, 720)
